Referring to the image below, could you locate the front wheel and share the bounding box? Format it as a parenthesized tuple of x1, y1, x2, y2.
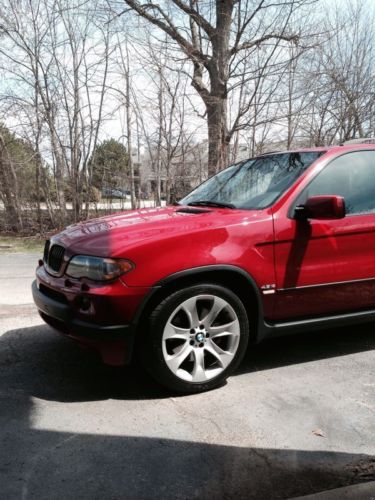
(143, 284, 249, 393)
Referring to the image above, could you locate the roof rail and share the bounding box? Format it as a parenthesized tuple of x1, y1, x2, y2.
(343, 138, 375, 145)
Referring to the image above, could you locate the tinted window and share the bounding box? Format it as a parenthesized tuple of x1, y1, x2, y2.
(294, 151, 375, 215)
(180, 151, 324, 210)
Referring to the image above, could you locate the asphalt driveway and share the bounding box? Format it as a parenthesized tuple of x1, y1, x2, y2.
(0, 254, 374, 499)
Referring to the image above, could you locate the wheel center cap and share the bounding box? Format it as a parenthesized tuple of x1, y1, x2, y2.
(195, 332, 205, 342)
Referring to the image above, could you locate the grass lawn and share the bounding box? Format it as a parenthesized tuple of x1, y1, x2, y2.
(0, 235, 44, 253)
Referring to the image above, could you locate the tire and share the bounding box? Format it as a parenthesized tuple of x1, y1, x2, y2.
(142, 283, 250, 394)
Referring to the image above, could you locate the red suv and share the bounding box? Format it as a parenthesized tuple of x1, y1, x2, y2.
(33, 144, 375, 393)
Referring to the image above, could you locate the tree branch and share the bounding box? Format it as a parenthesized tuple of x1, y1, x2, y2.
(191, 61, 210, 101)
(123, 0, 208, 64)
(230, 33, 299, 55)
(170, 0, 214, 37)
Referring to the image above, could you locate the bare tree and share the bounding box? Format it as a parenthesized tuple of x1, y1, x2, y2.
(0, 0, 67, 224)
(120, 0, 312, 174)
(117, 41, 138, 209)
(300, 1, 374, 145)
(0, 0, 112, 223)
(120, 32, 196, 205)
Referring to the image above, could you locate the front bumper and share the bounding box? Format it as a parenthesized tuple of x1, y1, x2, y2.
(32, 279, 136, 365)
(32, 280, 130, 341)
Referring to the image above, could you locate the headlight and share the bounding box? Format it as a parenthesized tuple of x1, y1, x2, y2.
(66, 255, 134, 281)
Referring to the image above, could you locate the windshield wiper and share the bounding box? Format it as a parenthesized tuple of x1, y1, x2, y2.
(187, 200, 235, 209)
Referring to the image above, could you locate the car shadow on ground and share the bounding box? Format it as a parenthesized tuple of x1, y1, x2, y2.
(0, 321, 374, 403)
(0, 323, 168, 402)
(1, 427, 373, 499)
(239, 322, 375, 375)
(1, 323, 374, 499)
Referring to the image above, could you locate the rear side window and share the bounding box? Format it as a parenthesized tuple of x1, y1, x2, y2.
(294, 150, 375, 215)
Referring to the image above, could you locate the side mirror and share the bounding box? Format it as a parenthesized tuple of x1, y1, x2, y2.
(294, 195, 346, 220)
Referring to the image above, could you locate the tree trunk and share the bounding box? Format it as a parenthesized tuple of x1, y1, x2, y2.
(41, 167, 56, 228)
(155, 68, 163, 205)
(165, 161, 171, 204)
(206, 98, 229, 175)
(125, 58, 136, 210)
(205, 0, 233, 175)
(50, 129, 67, 226)
(206, 102, 228, 174)
(35, 154, 42, 232)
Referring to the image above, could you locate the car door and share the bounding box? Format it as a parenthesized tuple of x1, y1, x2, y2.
(273, 149, 375, 321)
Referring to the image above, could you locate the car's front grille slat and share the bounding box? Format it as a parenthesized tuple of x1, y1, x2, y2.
(43, 240, 50, 262)
(44, 241, 65, 274)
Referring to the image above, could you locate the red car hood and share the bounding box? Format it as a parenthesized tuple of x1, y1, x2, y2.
(54, 205, 266, 257)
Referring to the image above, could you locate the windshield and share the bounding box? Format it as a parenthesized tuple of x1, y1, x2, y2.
(180, 151, 325, 210)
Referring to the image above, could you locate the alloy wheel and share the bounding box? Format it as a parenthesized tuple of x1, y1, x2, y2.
(162, 294, 240, 382)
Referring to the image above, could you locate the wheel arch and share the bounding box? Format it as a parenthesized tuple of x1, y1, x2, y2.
(132, 265, 264, 342)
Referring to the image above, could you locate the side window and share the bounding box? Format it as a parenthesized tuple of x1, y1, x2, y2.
(294, 151, 375, 216)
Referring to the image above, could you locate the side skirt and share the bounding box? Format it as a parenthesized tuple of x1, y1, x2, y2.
(259, 308, 375, 341)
